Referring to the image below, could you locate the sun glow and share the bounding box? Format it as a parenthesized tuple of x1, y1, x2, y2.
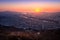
(34, 8, 41, 13)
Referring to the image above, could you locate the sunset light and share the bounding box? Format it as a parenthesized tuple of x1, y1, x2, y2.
(34, 8, 40, 13)
(0, 1, 60, 13)
(0, 0, 60, 40)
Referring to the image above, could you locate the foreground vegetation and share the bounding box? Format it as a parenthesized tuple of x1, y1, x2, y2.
(0, 25, 60, 40)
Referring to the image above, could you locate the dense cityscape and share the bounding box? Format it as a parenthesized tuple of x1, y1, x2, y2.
(0, 11, 60, 40)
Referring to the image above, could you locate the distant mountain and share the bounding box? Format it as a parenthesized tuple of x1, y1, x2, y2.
(0, 11, 60, 30)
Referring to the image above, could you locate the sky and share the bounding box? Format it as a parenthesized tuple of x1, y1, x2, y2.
(0, 0, 60, 12)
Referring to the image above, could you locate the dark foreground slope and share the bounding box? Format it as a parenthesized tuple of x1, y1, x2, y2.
(0, 25, 60, 40)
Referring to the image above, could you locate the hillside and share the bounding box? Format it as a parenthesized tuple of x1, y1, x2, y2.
(0, 24, 60, 40)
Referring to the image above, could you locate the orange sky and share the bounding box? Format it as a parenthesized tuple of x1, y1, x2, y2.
(0, 2, 60, 12)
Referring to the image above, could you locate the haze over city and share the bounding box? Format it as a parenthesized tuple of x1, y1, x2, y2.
(0, 0, 60, 40)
